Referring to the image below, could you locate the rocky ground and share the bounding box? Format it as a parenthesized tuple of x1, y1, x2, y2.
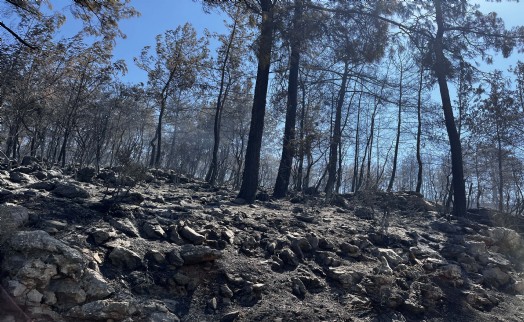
(1, 159, 524, 321)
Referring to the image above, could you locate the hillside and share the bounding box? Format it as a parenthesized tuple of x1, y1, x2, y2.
(1, 161, 524, 322)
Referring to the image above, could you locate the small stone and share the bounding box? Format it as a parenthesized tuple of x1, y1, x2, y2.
(168, 225, 185, 245)
(220, 311, 240, 322)
(222, 229, 235, 244)
(166, 249, 184, 267)
(208, 297, 218, 311)
(355, 207, 374, 220)
(7, 280, 27, 297)
(91, 229, 115, 245)
(26, 289, 43, 304)
(374, 256, 393, 275)
(145, 250, 167, 266)
(179, 245, 221, 265)
(108, 247, 143, 270)
(483, 266, 511, 288)
(340, 243, 361, 257)
(291, 277, 307, 298)
(109, 218, 140, 238)
(143, 222, 167, 239)
(172, 273, 191, 286)
(379, 249, 403, 268)
(279, 248, 299, 267)
(180, 226, 206, 245)
(220, 284, 234, 298)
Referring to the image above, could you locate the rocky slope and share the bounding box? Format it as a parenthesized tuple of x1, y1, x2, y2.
(1, 160, 524, 321)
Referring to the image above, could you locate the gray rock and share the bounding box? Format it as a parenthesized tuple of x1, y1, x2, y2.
(76, 167, 96, 183)
(465, 241, 486, 257)
(438, 264, 463, 286)
(25, 289, 43, 304)
(143, 222, 167, 239)
(430, 220, 461, 234)
(91, 228, 116, 245)
(166, 249, 185, 267)
(355, 207, 374, 220)
(291, 277, 307, 298)
(168, 225, 185, 245)
(279, 247, 299, 267)
(28, 181, 56, 190)
(9, 171, 33, 183)
(488, 227, 523, 255)
(379, 248, 403, 268)
(222, 229, 235, 244)
(49, 278, 87, 309)
(374, 256, 393, 275)
(145, 250, 167, 266)
(0, 203, 29, 230)
(108, 246, 143, 270)
(53, 182, 90, 199)
(67, 299, 137, 320)
(483, 266, 511, 288)
(179, 245, 222, 265)
(221, 311, 240, 322)
(147, 312, 180, 322)
(220, 284, 234, 298)
(81, 268, 114, 300)
(180, 226, 206, 244)
(327, 267, 364, 289)
(109, 218, 140, 237)
(6, 230, 85, 280)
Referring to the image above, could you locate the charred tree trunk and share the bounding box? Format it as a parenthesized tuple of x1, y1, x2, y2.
(325, 61, 349, 198)
(388, 67, 403, 192)
(274, 0, 302, 198)
(237, 0, 274, 203)
(206, 16, 238, 185)
(434, 0, 467, 216)
(416, 66, 424, 194)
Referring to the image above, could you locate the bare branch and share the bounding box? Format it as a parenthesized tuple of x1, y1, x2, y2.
(0, 21, 37, 49)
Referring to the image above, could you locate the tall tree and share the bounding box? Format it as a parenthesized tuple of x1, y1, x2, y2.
(273, 0, 303, 198)
(237, 0, 277, 203)
(206, 7, 249, 185)
(135, 23, 208, 168)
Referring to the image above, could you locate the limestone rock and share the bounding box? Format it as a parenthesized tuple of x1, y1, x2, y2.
(327, 267, 363, 289)
(90, 228, 116, 245)
(166, 249, 185, 267)
(279, 247, 299, 267)
(143, 222, 167, 239)
(108, 246, 143, 270)
(379, 248, 403, 268)
(49, 278, 87, 309)
(179, 245, 222, 265)
(6, 230, 86, 280)
(180, 226, 206, 244)
(0, 203, 29, 230)
(147, 311, 180, 322)
(109, 218, 140, 237)
(67, 299, 137, 320)
(81, 268, 114, 300)
(483, 266, 511, 288)
(340, 242, 361, 258)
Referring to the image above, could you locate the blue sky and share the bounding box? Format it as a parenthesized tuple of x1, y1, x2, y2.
(52, 0, 227, 84)
(49, 0, 522, 85)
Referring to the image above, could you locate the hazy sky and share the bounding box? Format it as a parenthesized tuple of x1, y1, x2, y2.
(50, 0, 523, 85)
